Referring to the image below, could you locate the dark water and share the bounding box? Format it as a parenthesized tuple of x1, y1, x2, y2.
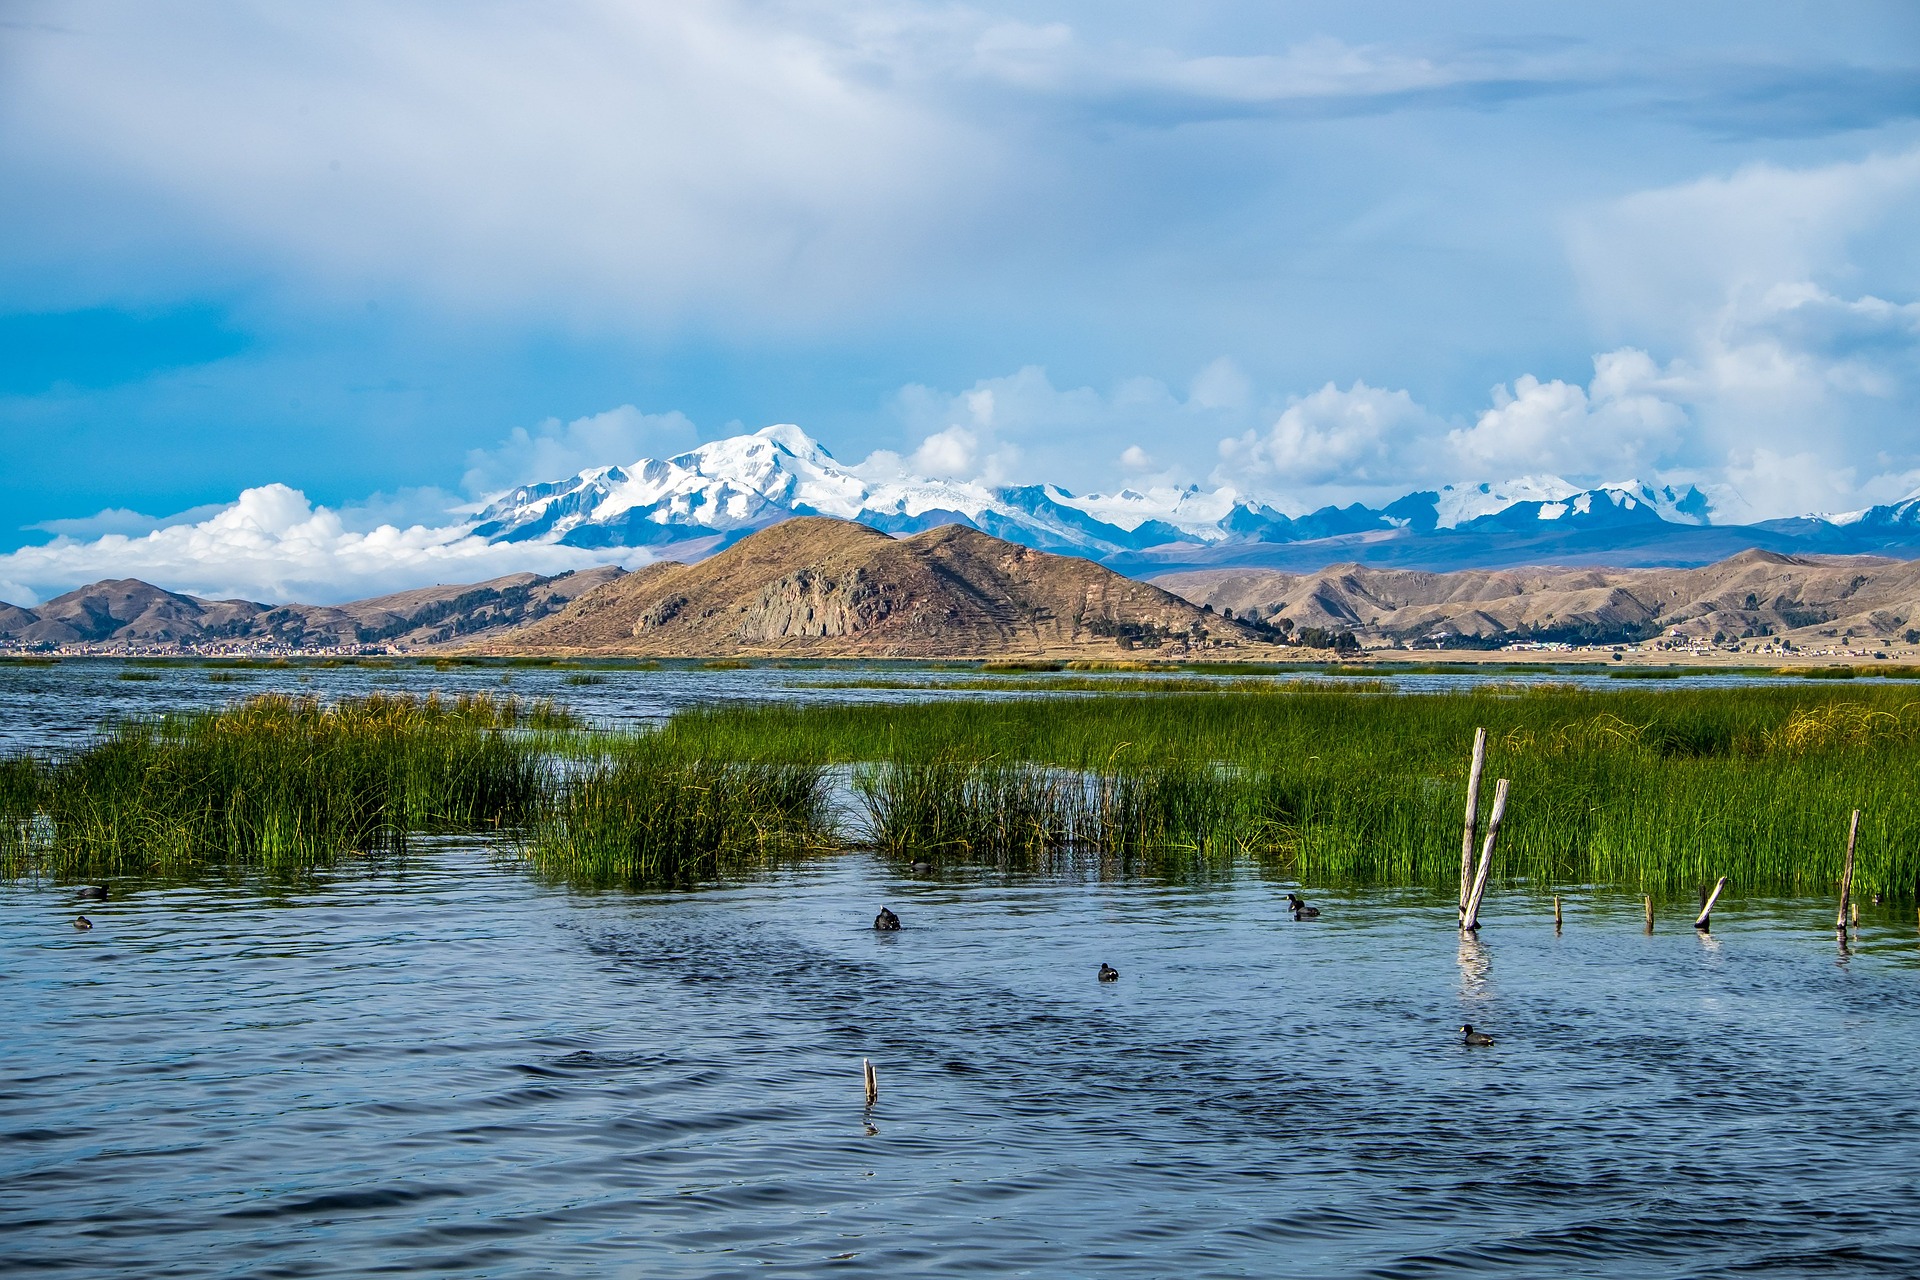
(5, 849, 1919, 1277)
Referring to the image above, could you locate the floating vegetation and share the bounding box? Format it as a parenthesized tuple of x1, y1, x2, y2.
(563, 673, 607, 686)
(0, 693, 561, 879)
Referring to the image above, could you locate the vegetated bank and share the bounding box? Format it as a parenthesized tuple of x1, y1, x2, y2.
(8, 683, 1919, 902)
(0, 694, 565, 880)
(646, 682, 1920, 900)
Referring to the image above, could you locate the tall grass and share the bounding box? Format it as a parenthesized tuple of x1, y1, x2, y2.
(653, 684, 1920, 900)
(0, 693, 551, 879)
(523, 742, 829, 888)
(856, 752, 1254, 869)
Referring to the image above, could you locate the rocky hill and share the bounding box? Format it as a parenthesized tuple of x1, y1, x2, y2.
(478, 517, 1264, 658)
(0, 567, 624, 650)
(1156, 550, 1920, 648)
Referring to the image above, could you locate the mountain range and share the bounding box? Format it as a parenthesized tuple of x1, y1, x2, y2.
(1159, 549, 1920, 649)
(0, 568, 622, 650)
(479, 516, 1260, 659)
(464, 424, 1920, 573)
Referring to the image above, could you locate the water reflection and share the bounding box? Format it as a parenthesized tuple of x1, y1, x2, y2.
(1456, 932, 1491, 1002)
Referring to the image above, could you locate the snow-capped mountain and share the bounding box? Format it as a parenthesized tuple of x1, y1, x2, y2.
(463, 425, 1920, 574)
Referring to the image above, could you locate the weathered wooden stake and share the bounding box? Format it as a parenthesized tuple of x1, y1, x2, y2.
(1645, 895, 1654, 933)
(1460, 728, 1487, 924)
(1694, 876, 1728, 931)
(863, 1058, 878, 1106)
(1837, 809, 1860, 939)
(1460, 778, 1508, 932)
(1553, 895, 1562, 929)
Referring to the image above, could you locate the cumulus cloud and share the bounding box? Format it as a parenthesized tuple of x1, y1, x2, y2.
(0, 485, 630, 608)
(1217, 380, 1438, 489)
(1446, 349, 1691, 479)
(877, 362, 1259, 492)
(462, 405, 699, 498)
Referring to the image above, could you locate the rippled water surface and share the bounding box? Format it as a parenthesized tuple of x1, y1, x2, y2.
(6, 849, 1920, 1278)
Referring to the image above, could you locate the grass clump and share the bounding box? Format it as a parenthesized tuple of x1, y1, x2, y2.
(1, 693, 551, 879)
(856, 751, 1260, 868)
(524, 744, 828, 887)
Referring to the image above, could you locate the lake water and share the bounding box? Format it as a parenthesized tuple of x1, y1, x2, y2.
(5, 848, 1920, 1278)
(0, 657, 1869, 755)
(6, 662, 1920, 1276)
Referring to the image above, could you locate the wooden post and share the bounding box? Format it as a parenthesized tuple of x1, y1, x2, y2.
(1837, 809, 1860, 938)
(1645, 895, 1654, 933)
(1460, 728, 1487, 924)
(1553, 895, 1562, 929)
(1694, 876, 1728, 931)
(1461, 778, 1508, 931)
(863, 1058, 878, 1106)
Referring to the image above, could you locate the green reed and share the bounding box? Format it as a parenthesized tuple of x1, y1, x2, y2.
(0, 692, 552, 879)
(522, 741, 830, 888)
(651, 683, 1920, 900)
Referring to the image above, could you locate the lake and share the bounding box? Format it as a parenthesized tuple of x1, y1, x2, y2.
(4, 846, 1919, 1277)
(5, 662, 1920, 1276)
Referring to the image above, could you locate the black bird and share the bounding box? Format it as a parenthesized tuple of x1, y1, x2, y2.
(1460, 1024, 1494, 1046)
(73, 916, 93, 932)
(75, 885, 107, 901)
(1098, 963, 1119, 982)
(1286, 893, 1320, 919)
(874, 907, 901, 931)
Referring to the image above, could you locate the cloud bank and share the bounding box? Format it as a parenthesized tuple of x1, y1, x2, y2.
(0, 485, 631, 608)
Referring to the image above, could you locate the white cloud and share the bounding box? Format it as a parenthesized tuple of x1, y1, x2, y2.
(1446, 349, 1690, 479)
(462, 405, 699, 498)
(0, 484, 630, 608)
(1217, 380, 1438, 489)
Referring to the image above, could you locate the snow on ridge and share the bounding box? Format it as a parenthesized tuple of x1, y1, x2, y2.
(1046, 483, 1246, 538)
(1431, 476, 1579, 529)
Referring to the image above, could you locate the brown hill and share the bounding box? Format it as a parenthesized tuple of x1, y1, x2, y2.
(1155, 549, 1920, 646)
(0, 567, 625, 650)
(479, 517, 1261, 658)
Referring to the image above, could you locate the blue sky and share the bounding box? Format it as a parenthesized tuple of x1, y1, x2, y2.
(2, 2, 1918, 601)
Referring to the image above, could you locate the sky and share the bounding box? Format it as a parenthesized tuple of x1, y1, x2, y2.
(1, 1, 1918, 603)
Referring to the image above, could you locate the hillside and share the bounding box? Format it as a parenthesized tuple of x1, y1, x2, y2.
(0, 567, 624, 650)
(1156, 550, 1920, 648)
(479, 517, 1263, 658)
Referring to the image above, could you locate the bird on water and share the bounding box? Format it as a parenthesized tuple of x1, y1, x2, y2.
(874, 907, 901, 931)
(1460, 1024, 1494, 1046)
(1098, 963, 1119, 982)
(73, 916, 93, 932)
(1286, 893, 1320, 919)
(76, 885, 107, 901)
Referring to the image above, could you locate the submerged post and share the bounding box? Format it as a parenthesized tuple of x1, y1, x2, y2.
(1645, 895, 1654, 934)
(1460, 728, 1487, 925)
(1837, 809, 1860, 939)
(1695, 876, 1728, 931)
(1554, 895, 1563, 930)
(1461, 778, 1509, 932)
(863, 1058, 878, 1106)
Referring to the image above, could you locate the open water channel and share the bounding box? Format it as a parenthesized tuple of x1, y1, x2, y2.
(4, 662, 1919, 1276)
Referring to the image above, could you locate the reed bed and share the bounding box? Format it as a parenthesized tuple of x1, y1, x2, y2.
(654, 684, 1920, 900)
(0, 693, 554, 879)
(522, 743, 830, 888)
(855, 752, 1257, 870)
